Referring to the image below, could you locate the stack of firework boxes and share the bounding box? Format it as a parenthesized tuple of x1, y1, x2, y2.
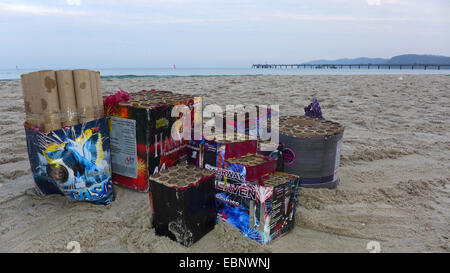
(189, 115, 300, 244)
(107, 92, 299, 245)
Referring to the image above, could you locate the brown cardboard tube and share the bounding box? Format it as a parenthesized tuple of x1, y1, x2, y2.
(95, 71, 104, 117)
(56, 70, 79, 127)
(27, 72, 46, 130)
(73, 69, 95, 123)
(33, 70, 62, 132)
(89, 70, 99, 119)
(20, 73, 34, 126)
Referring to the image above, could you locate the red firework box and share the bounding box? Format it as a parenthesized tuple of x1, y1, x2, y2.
(215, 171, 300, 244)
(214, 105, 279, 139)
(187, 132, 258, 170)
(105, 90, 202, 191)
(222, 153, 278, 183)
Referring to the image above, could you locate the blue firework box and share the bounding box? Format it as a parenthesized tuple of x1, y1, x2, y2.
(215, 170, 300, 244)
(24, 117, 115, 205)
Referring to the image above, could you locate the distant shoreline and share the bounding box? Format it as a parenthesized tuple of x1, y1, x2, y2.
(1, 70, 450, 81)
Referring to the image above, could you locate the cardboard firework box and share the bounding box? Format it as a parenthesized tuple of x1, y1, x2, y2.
(257, 140, 284, 172)
(214, 105, 279, 139)
(224, 153, 278, 183)
(24, 118, 115, 205)
(149, 163, 216, 247)
(105, 90, 202, 191)
(187, 132, 258, 170)
(215, 171, 300, 244)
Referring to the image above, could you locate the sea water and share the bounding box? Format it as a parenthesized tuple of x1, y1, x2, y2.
(1, 67, 449, 81)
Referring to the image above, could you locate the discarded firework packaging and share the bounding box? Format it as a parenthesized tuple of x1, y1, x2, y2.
(279, 115, 344, 189)
(149, 163, 216, 247)
(215, 171, 300, 244)
(257, 140, 284, 172)
(188, 132, 258, 169)
(24, 117, 115, 205)
(186, 139, 204, 167)
(105, 90, 203, 191)
(20, 69, 104, 132)
(224, 153, 278, 183)
(214, 105, 279, 138)
(304, 98, 323, 119)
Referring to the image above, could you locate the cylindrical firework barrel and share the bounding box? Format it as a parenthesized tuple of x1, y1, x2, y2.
(73, 69, 95, 123)
(279, 116, 344, 189)
(33, 70, 62, 132)
(55, 70, 79, 126)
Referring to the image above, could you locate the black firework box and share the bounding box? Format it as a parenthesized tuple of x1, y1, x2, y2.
(104, 90, 202, 192)
(149, 163, 216, 247)
(24, 117, 115, 205)
(215, 171, 300, 244)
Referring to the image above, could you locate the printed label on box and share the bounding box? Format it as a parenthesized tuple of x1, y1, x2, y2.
(110, 117, 137, 178)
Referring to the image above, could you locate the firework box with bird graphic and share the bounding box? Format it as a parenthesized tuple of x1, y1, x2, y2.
(24, 117, 115, 205)
(104, 90, 203, 192)
(215, 171, 300, 244)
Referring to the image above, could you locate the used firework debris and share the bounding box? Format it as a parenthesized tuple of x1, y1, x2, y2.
(149, 163, 216, 247)
(278, 115, 344, 138)
(304, 98, 323, 119)
(216, 171, 300, 244)
(106, 90, 202, 191)
(225, 153, 278, 183)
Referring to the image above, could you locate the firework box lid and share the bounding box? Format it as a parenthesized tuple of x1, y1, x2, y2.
(24, 117, 115, 205)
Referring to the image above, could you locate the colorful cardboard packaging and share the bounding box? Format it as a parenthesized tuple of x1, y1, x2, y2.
(24, 117, 115, 205)
(224, 153, 278, 183)
(214, 105, 279, 138)
(105, 90, 202, 191)
(187, 133, 258, 170)
(215, 172, 300, 244)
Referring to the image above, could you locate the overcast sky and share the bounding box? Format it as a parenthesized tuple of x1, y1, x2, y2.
(1, 0, 449, 68)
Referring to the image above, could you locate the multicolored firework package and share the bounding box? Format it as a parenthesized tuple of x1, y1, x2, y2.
(215, 172, 300, 244)
(24, 117, 115, 205)
(104, 90, 203, 192)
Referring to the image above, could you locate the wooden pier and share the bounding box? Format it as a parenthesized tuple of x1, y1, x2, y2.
(252, 64, 450, 70)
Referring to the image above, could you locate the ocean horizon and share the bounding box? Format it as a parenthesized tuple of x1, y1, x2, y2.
(1, 66, 449, 81)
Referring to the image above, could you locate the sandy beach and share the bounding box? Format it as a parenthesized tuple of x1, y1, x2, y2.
(0, 74, 449, 253)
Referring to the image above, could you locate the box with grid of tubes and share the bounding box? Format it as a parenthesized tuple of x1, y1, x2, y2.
(105, 90, 202, 192)
(149, 163, 216, 247)
(277, 115, 344, 189)
(224, 153, 278, 183)
(215, 171, 300, 244)
(278, 115, 343, 138)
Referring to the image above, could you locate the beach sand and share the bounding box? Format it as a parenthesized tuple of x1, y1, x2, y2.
(0, 74, 449, 253)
